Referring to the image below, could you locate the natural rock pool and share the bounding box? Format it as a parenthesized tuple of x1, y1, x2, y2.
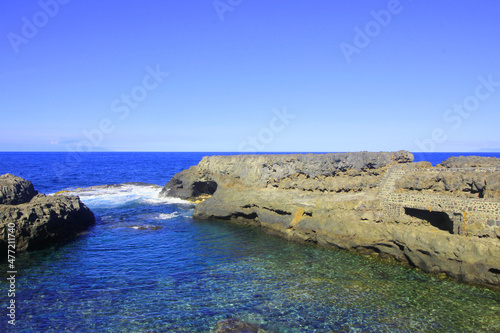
(1, 152, 499, 332)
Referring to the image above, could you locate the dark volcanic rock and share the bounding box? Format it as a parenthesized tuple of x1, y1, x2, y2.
(0, 174, 95, 254)
(160, 165, 216, 200)
(0, 173, 38, 205)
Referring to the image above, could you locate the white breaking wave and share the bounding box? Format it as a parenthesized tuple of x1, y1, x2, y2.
(155, 212, 179, 220)
(51, 184, 192, 209)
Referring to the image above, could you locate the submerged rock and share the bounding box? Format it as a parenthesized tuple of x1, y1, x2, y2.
(212, 318, 269, 333)
(0, 174, 95, 254)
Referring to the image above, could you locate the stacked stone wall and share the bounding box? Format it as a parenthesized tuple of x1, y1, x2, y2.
(378, 165, 500, 233)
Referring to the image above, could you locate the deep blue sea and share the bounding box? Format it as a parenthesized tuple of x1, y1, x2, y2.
(1, 152, 500, 332)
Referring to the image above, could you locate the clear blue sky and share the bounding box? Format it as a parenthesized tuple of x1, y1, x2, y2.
(1, 0, 499, 152)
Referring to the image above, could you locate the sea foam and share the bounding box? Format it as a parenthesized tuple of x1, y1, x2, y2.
(50, 183, 192, 209)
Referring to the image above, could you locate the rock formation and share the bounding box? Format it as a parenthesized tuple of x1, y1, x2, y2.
(396, 170, 500, 199)
(437, 155, 500, 168)
(0, 173, 38, 205)
(396, 156, 500, 199)
(0, 174, 95, 254)
(161, 153, 500, 289)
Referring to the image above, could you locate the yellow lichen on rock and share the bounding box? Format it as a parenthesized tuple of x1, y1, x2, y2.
(54, 190, 70, 195)
(189, 194, 212, 204)
(289, 207, 305, 228)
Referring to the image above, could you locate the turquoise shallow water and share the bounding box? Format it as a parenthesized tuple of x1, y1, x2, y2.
(1, 152, 499, 332)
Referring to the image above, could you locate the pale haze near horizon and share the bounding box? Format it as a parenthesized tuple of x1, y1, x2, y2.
(1, 0, 499, 153)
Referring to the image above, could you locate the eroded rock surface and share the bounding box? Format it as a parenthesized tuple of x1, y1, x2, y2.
(162, 153, 500, 288)
(396, 170, 500, 199)
(396, 156, 500, 199)
(0, 174, 95, 254)
(160, 151, 412, 199)
(438, 155, 500, 168)
(0, 173, 38, 205)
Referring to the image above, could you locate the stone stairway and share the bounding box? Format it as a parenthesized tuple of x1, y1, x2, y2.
(377, 164, 407, 198)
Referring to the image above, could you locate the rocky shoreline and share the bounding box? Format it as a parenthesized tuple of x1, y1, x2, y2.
(161, 152, 500, 289)
(0, 174, 95, 254)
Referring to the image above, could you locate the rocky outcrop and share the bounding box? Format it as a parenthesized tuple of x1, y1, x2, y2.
(396, 156, 500, 199)
(0, 174, 95, 254)
(396, 170, 500, 199)
(438, 155, 500, 168)
(161, 152, 500, 289)
(160, 165, 218, 200)
(0, 173, 38, 205)
(160, 151, 412, 200)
